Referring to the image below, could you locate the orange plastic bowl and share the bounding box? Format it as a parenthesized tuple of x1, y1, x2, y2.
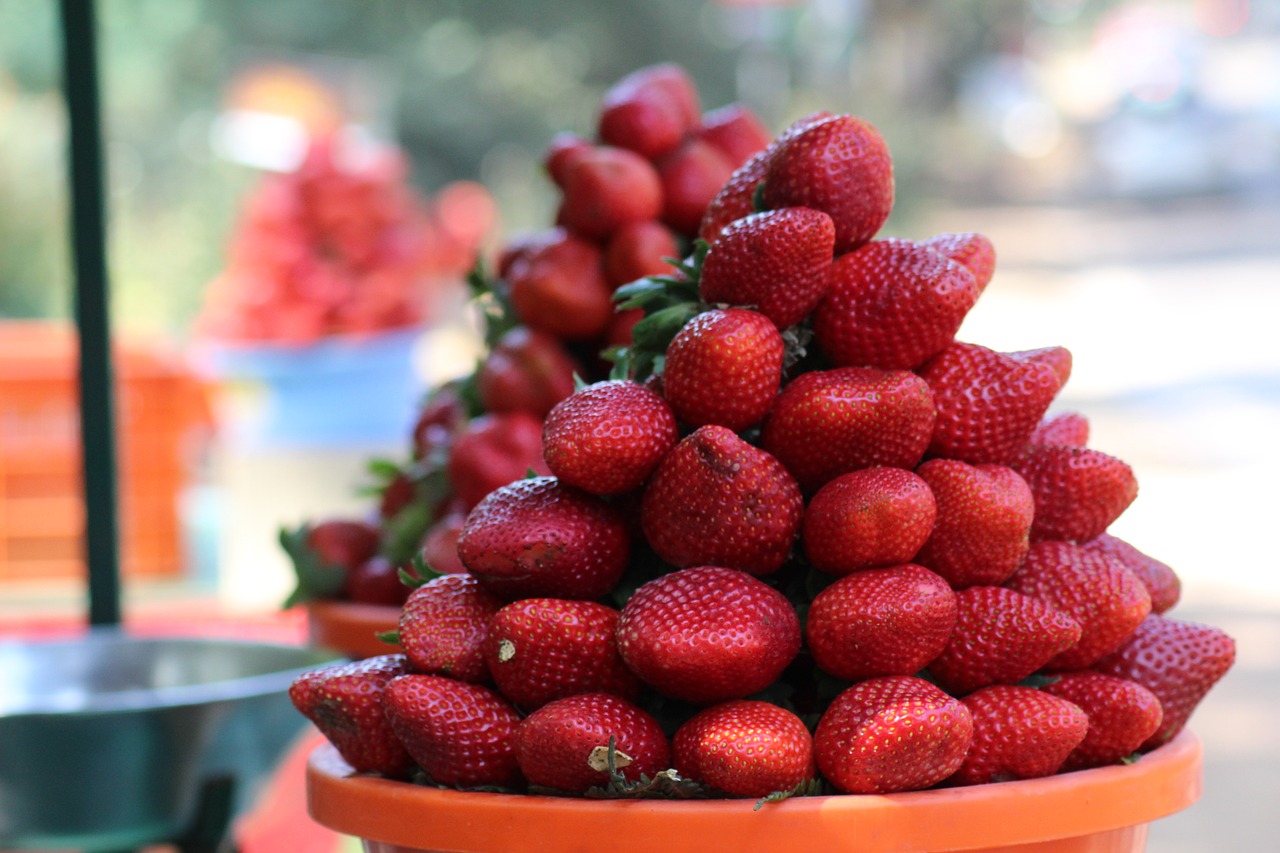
(305, 601, 400, 660)
(306, 730, 1202, 853)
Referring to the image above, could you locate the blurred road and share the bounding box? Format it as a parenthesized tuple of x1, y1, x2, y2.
(926, 194, 1280, 850)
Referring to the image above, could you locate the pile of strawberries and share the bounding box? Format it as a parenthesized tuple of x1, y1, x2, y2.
(283, 65, 774, 609)
(197, 135, 493, 346)
(290, 77, 1236, 802)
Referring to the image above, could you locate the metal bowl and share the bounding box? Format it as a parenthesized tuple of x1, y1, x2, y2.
(0, 628, 337, 851)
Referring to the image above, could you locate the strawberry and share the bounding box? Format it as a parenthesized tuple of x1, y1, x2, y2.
(1093, 615, 1236, 749)
(919, 341, 1065, 465)
(513, 693, 671, 793)
(397, 574, 503, 683)
(1079, 533, 1181, 614)
(377, 471, 417, 521)
(1005, 540, 1151, 671)
(760, 113, 894, 253)
(597, 63, 700, 161)
(697, 112, 833, 244)
(813, 676, 973, 794)
(288, 654, 413, 777)
(603, 220, 680, 290)
(1041, 672, 1164, 771)
(1029, 411, 1090, 448)
(657, 138, 736, 239)
(477, 326, 581, 419)
(616, 566, 801, 706)
(457, 476, 630, 601)
(661, 308, 785, 433)
(698, 207, 836, 330)
(760, 367, 936, 494)
(305, 519, 380, 575)
(928, 586, 1082, 695)
(342, 555, 412, 607)
(697, 103, 772, 169)
(805, 564, 956, 681)
(411, 384, 468, 460)
(382, 674, 523, 788)
(417, 509, 468, 575)
(1013, 445, 1139, 542)
(506, 230, 615, 341)
(951, 685, 1088, 785)
(672, 701, 815, 798)
(542, 380, 679, 496)
(913, 459, 1034, 588)
(640, 426, 803, 576)
(543, 131, 593, 188)
(920, 231, 996, 292)
(483, 598, 640, 710)
(446, 411, 549, 510)
(801, 467, 937, 575)
(556, 145, 664, 241)
(1011, 345, 1073, 387)
(813, 238, 979, 370)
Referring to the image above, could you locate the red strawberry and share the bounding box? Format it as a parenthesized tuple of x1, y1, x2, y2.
(447, 411, 549, 510)
(662, 308, 785, 433)
(397, 575, 503, 683)
(506, 231, 614, 341)
(305, 519, 380, 574)
(640, 426, 803, 576)
(928, 586, 1082, 695)
(1013, 445, 1139, 542)
(760, 367, 936, 494)
(411, 384, 468, 460)
(513, 693, 670, 793)
(913, 459, 1034, 588)
(1029, 411, 1090, 448)
(616, 566, 801, 706)
(542, 131, 593, 188)
(760, 113, 894, 253)
(1041, 672, 1164, 771)
(342, 555, 411, 607)
(477, 326, 581, 418)
(457, 476, 629, 601)
(1011, 345, 1073, 387)
(805, 564, 956, 681)
(813, 239, 979, 370)
(920, 231, 996, 292)
(699, 207, 836, 331)
(1005, 540, 1152, 670)
(919, 341, 1064, 465)
(288, 654, 413, 777)
(483, 598, 640, 710)
(417, 509, 468, 575)
(1093, 615, 1236, 749)
(813, 676, 973, 794)
(697, 112, 834, 244)
(603, 220, 680, 289)
(556, 146, 663, 241)
(1079, 533, 1181, 614)
(801, 467, 937, 575)
(657, 138, 736, 238)
(382, 674, 523, 788)
(597, 64, 700, 161)
(542, 380, 679, 496)
(952, 685, 1088, 785)
(377, 471, 417, 521)
(672, 701, 815, 798)
(697, 103, 772, 169)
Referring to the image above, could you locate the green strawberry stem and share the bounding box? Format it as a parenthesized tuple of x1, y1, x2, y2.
(279, 523, 347, 609)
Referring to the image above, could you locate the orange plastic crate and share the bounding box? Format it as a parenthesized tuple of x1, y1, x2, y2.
(0, 321, 211, 583)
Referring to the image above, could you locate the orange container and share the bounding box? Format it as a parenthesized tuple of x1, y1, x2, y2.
(306, 600, 401, 659)
(0, 321, 210, 582)
(307, 731, 1202, 853)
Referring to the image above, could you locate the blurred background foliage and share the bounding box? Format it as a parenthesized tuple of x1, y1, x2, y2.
(2, 0, 1277, 337)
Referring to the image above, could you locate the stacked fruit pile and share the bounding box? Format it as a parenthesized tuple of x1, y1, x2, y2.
(196, 135, 493, 345)
(291, 106, 1235, 800)
(284, 65, 773, 610)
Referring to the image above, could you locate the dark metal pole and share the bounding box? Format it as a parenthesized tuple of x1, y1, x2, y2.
(60, 0, 122, 626)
